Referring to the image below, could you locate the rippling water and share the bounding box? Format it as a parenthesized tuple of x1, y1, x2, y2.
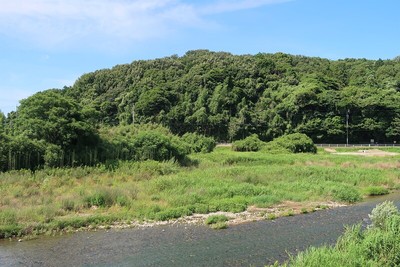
(1, 193, 400, 267)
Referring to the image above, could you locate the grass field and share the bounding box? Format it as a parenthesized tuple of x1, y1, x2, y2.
(1, 147, 400, 238)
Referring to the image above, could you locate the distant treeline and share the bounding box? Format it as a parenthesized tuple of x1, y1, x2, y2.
(1, 50, 400, 170)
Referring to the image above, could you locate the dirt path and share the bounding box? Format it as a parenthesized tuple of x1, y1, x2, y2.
(332, 149, 399, 157)
(324, 148, 337, 153)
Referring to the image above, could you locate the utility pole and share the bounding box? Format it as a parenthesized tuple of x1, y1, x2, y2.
(346, 109, 350, 146)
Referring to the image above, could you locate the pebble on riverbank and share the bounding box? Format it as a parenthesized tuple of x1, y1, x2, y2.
(94, 201, 346, 230)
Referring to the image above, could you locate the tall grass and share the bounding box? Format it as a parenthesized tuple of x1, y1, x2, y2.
(274, 201, 400, 267)
(1, 147, 399, 238)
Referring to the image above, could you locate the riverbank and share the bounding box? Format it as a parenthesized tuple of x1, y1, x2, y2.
(3, 194, 400, 267)
(1, 147, 399, 240)
(274, 200, 400, 267)
(74, 200, 346, 232)
(5, 200, 347, 241)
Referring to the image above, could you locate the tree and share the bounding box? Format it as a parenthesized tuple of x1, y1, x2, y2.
(13, 50, 400, 144)
(0, 111, 5, 134)
(135, 87, 171, 119)
(386, 117, 400, 141)
(13, 89, 98, 149)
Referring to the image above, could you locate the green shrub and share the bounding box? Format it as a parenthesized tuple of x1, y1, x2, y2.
(264, 133, 317, 154)
(130, 131, 189, 162)
(154, 207, 193, 221)
(115, 195, 129, 207)
(232, 134, 265, 152)
(192, 203, 209, 214)
(0, 225, 23, 238)
(61, 199, 76, 211)
(44, 144, 63, 168)
(181, 132, 216, 153)
(332, 184, 361, 203)
(369, 201, 399, 229)
(277, 203, 400, 267)
(205, 214, 229, 225)
(365, 186, 389, 196)
(84, 191, 110, 207)
(0, 209, 17, 225)
(210, 222, 228, 229)
(99, 124, 189, 163)
(211, 198, 247, 213)
(51, 215, 117, 230)
(121, 160, 178, 177)
(84, 188, 116, 208)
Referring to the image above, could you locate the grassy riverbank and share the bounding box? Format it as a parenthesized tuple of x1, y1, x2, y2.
(1, 147, 400, 239)
(273, 201, 400, 267)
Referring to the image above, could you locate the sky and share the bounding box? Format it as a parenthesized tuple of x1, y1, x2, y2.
(1, 0, 400, 114)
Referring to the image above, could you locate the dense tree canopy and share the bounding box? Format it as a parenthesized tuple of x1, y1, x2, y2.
(1, 90, 100, 170)
(64, 50, 400, 143)
(2, 50, 400, 171)
(12, 89, 99, 149)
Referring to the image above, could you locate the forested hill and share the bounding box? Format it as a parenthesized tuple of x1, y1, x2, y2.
(62, 50, 400, 143)
(2, 49, 400, 170)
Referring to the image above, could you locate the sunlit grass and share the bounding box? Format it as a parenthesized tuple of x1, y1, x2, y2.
(1, 147, 400, 238)
(273, 202, 400, 267)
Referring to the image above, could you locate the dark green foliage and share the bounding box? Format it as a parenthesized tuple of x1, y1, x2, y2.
(2, 89, 100, 171)
(6, 135, 46, 170)
(0, 135, 8, 171)
(84, 187, 131, 208)
(232, 134, 264, 152)
(5, 50, 400, 171)
(130, 131, 188, 162)
(181, 132, 216, 153)
(153, 207, 193, 221)
(62, 50, 400, 144)
(13, 89, 98, 149)
(99, 124, 189, 163)
(85, 191, 111, 207)
(264, 133, 317, 153)
(44, 144, 63, 168)
(0, 225, 23, 239)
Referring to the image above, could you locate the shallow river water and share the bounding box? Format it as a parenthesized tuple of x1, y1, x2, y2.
(1, 193, 400, 267)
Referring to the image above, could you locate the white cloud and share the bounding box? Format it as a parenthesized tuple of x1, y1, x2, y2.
(199, 0, 291, 14)
(0, 0, 290, 49)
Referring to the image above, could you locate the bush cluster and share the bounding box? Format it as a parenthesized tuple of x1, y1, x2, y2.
(264, 133, 317, 153)
(332, 184, 362, 203)
(232, 134, 264, 152)
(181, 132, 216, 153)
(369, 201, 399, 229)
(99, 124, 190, 164)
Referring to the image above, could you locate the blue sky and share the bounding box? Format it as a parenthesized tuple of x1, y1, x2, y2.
(1, 0, 400, 114)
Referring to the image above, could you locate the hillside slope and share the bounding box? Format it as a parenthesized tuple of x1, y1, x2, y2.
(65, 50, 400, 143)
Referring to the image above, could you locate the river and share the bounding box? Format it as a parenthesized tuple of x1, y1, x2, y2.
(1, 193, 400, 267)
